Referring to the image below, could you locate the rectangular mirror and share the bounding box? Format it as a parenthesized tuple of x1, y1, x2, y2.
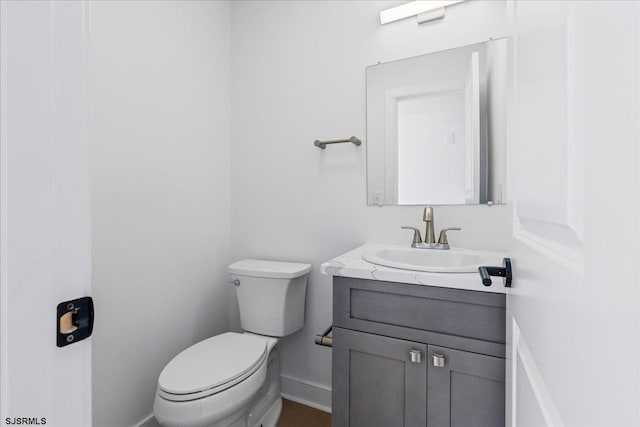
(366, 38, 507, 206)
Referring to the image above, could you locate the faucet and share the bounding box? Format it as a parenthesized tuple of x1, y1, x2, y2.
(423, 206, 436, 245)
(401, 206, 461, 250)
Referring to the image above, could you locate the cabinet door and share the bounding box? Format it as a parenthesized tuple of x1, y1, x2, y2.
(427, 345, 505, 427)
(332, 327, 427, 427)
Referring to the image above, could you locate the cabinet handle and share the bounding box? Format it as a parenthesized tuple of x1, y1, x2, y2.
(432, 353, 446, 368)
(409, 349, 422, 363)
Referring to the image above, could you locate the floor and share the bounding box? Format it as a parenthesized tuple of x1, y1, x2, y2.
(277, 399, 331, 427)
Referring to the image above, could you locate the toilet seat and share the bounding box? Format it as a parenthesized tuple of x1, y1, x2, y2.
(158, 332, 267, 402)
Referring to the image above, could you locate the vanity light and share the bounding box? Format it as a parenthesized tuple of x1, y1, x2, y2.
(380, 0, 465, 25)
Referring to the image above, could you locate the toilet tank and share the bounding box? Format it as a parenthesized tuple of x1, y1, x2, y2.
(228, 259, 311, 337)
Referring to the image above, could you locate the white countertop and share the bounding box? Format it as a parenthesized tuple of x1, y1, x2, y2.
(321, 243, 508, 294)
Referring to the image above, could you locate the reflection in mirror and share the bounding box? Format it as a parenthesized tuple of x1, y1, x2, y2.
(366, 39, 507, 206)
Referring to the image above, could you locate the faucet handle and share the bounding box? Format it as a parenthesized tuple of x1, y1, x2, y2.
(437, 227, 461, 247)
(401, 226, 423, 248)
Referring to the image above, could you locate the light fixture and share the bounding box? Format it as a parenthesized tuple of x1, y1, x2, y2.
(379, 0, 465, 25)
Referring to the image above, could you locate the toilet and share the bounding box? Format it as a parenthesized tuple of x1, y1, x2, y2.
(153, 259, 312, 427)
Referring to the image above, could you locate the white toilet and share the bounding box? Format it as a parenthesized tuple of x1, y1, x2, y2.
(153, 259, 312, 427)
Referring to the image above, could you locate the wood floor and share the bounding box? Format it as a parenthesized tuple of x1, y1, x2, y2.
(277, 399, 331, 427)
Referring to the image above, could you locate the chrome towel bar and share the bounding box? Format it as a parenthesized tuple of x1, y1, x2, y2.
(315, 326, 333, 347)
(314, 136, 361, 149)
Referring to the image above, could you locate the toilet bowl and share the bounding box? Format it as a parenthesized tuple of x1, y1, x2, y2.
(154, 332, 278, 427)
(154, 259, 311, 427)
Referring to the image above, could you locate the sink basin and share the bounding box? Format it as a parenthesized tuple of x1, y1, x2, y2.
(361, 246, 503, 273)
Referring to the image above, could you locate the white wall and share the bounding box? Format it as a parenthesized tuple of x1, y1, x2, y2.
(89, 2, 231, 426)
(230, 0, 510, 410)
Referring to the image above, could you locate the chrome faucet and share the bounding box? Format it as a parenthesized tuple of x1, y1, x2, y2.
(423, 206, 436, 245)
(401, 206, 461, 250)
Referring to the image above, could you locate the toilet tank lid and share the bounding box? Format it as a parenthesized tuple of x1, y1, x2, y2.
(228, 259, 311, 279)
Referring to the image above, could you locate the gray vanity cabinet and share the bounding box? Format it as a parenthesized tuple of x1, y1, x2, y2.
(331, 276, 506, 427)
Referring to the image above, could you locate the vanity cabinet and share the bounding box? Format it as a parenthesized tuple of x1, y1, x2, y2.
(331, 276, 506, 427)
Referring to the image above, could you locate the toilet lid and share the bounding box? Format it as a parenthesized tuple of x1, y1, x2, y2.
(158, 332, 267, 395)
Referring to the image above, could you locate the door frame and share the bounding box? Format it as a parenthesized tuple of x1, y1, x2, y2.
(0, 1, 92, 424)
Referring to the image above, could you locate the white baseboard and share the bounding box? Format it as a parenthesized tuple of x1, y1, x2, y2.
(137, 413, 159, 427)
(280, 374, 332, 413)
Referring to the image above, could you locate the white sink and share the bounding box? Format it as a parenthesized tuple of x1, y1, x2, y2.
(361, 246, 503, 273)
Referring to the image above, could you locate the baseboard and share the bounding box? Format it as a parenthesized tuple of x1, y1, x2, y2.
(137, 413, 159, 427)
(280, 374, 332, 413)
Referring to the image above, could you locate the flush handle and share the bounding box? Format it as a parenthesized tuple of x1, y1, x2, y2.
(57, 297, 94, 348)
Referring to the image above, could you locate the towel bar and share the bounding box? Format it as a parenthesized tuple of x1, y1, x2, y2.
(314, 136, 361, 149)
(314, 326, 333, 347)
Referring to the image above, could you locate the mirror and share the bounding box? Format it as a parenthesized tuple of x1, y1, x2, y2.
(366, 38, 507, 206)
